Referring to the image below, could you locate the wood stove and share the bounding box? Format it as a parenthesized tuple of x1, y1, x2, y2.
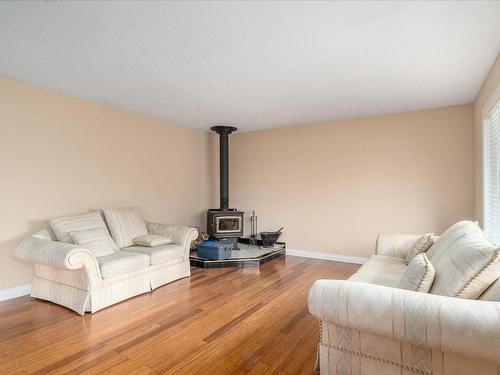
(207, 126, 244, 249)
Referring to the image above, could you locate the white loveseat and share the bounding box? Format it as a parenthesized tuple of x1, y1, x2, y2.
(309, 222, 500, 375)
(15, 209, 197, 315)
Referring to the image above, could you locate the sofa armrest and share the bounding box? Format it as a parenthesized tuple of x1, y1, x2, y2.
(375, 233, 422, 259)
(146, 223, 198, 256)
(15, 236, 102, 287)
(308, 279, 500, 364)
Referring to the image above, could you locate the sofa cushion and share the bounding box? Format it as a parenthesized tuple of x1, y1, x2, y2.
(102, 207, 148, 249)
(426, 220, 479, 264)
(405, 233, 436, 262)
(133, 234, 173, 247)
(479, 277, 500, 301)
(430, 223, 500, 299)
(398, 253, 435, 292)
(70, 227, 118, 257)
(123, 244, 184, 265)
(348, 255, 407, 287)
(97, 252, 150, 279)
(49, 211, 107, 243)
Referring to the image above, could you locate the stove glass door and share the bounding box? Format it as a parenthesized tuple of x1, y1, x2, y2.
(216, 216, 241, 233)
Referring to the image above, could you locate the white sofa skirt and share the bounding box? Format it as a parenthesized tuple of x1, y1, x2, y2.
(31, 259, 191, 315)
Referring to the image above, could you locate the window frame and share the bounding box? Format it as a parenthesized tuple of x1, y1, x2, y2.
(482, 84, 500, 244)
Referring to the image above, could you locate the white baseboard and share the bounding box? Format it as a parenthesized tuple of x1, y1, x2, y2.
(0, 284, 31, 302)
(286, 249, 367, 265)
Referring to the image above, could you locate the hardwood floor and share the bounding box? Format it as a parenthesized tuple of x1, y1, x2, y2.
(0, 256, 359, 375)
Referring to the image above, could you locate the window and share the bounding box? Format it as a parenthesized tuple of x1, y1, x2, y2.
(484, 92, 500, 244)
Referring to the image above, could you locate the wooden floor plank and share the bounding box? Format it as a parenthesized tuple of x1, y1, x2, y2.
(0, 256, 358, 374)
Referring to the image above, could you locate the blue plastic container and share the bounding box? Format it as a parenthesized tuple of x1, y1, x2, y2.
(197, 240, 233, 260)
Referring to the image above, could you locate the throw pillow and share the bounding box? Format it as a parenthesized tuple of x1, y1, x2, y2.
(70, 227, 119, 257)
(102, 207, 148, 248)
(398, 253, 435, 292)
(49, 211, 108, 243)
(406, 233, 436, 262)
(133, 234, 173, 247)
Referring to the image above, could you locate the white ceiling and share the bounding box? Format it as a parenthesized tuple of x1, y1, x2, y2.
(0, 1, 499, 132)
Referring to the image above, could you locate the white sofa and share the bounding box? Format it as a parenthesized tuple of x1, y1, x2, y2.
(15, 212, 198, 315)
(309, 225, 500, 375)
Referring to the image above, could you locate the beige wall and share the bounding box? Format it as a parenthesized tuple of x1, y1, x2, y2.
(0, 67, 485, 290)
(228, 105, 474, 258)
(473, 53, 500, 224)
(0, 75, 214, 290)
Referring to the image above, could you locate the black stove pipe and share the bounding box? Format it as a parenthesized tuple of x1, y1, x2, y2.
(211, 125, 237, 210)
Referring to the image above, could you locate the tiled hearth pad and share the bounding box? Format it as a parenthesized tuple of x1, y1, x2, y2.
(189, 240, 286, 268)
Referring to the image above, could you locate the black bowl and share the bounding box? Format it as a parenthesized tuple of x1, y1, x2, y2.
(260, 231, 281, 247)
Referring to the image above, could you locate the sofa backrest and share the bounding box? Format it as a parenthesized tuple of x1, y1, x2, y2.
(375, 233, 422, 259)
(32, 228, 57, 241)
